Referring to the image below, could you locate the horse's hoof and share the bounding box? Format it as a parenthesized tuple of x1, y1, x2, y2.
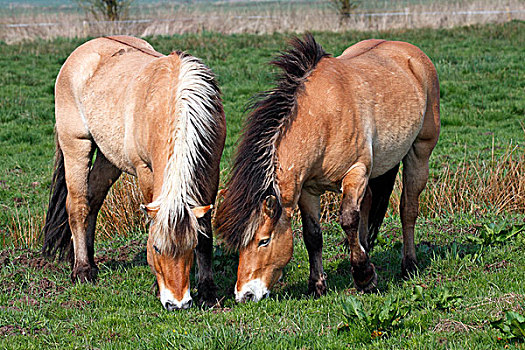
(353, 263, 378, 293)
(307, 276, 327, 298)
(197, 279, 219, 308)
(71, 264, 98, 283)
(401, 257, 418, 280)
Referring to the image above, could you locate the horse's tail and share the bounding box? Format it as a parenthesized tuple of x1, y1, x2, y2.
(366, 163, 400, 252)
(42, 135, 73, 263)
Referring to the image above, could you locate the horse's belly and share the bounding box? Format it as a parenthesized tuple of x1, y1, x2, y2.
(370, 119, 422, 179)
(90, 126, 136, 175)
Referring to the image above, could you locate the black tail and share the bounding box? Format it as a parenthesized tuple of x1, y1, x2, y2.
(366, 164, 400, 252)
(42, 139, 73, 263)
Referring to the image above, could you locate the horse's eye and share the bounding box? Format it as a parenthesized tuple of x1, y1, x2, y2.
(258, 238, 271, 247)
(153, 245, 161, 254)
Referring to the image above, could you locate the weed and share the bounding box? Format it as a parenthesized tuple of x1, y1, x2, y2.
(467, 222, 525, 246)
(339, 294, 411, 338)
(491, 309, 525, 341)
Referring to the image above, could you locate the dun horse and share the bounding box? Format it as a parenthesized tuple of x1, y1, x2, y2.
(42, 36, 226, 310)
(216, 35, 440, 302)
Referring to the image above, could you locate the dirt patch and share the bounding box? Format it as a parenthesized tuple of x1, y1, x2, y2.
(60, 299, 93, 310)
(95, 239, 146, 266)
(210, 307, 232, 314)
(484, 260, 511, 271)
(2, 248, 65, 273)
(0, 250, 10, 266)
(10, 296, 39, 307)
(1, 248, 68, 301)
(0, 324, 47, 337)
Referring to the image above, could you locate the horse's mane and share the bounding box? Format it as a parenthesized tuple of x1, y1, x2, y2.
(149, 51, 223, 256)
(215, 34, 329, 250)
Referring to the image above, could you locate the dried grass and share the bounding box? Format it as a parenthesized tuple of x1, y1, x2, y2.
(97, 173, 147, 239)
(4, 205, 44, 249)
(432, 318, 478, 333)
(4, 139, 522, 248)
(395, 139, 525, 218)
(313, 138, 524, 226)
(465, 292, 525, 314)
(1, 0, 523, 43)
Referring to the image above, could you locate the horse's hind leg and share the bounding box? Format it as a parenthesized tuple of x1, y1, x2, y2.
(339, 162, 377, 292)
(298, 190, 326, 297)
(59, 134, 96, 282)
(84, 150, 122, 276)
(400, 140, 435, 278)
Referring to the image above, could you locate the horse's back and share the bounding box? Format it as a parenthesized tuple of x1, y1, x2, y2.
(55, 36, 164, 173)
(291, 39, 438, 183)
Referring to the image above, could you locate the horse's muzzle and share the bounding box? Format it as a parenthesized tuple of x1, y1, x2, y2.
(164, 298, 192, 311)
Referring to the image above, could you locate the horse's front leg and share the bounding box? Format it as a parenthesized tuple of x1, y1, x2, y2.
(340, 162, 377, 292)
(298, 190, 326, 297)
(195, 212, 218, 307)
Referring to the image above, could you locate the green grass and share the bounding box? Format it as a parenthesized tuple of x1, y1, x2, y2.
(1, 21, 524, 348)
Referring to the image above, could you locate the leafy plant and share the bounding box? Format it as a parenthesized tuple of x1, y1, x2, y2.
(467, 222, 525, 246)
(491, 310, 525, 340)
(434, 287, 463, 310)
(339, 295, 411, 338)
(410, 285, 463, 310)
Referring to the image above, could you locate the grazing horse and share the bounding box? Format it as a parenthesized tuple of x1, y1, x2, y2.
(42, 36, 226, 310)
(215, 34, 440, 303)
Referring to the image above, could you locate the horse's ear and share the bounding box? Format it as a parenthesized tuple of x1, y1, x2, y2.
(263, 195, 278, 219)
(141, 203, 159, 218)
(192, 204, 213, 219)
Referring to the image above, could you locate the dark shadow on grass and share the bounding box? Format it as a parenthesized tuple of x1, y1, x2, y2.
(97, 249, 148, 271)
(273, 240, 484, 300)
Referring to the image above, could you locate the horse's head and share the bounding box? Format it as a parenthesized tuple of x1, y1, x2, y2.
(143, 204, 212, 310)
(233, 195, 294, 303)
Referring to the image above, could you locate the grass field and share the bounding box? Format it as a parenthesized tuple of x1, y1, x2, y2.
(1, 21, 524, 348)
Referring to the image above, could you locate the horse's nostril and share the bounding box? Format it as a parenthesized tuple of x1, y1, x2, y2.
(182, 299, 193, 309)
(242, 292, 255, 302)
(164, 301, 177, 311)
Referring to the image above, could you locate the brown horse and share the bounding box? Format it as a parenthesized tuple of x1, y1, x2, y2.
(42, 36, 226, 310)
(216, 34, 440, 302)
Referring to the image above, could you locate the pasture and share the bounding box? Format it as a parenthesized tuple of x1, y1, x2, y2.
(1, 21, 524, 348)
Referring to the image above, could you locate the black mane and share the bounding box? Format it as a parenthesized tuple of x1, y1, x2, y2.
(215, 34, 329, 250)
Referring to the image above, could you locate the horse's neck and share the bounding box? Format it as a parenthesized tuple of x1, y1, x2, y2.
(275, 137, 311, 210)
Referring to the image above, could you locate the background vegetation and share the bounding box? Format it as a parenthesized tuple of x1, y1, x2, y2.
(1, 0, 523, 43)
(0, 21, 524, 348)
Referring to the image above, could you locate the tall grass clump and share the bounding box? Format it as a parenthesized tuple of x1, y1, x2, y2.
(316, 138, 524, 225)
(4, 206, 44, 249)
(419, 140, 524, 217)
(97, 174, 147, 239)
